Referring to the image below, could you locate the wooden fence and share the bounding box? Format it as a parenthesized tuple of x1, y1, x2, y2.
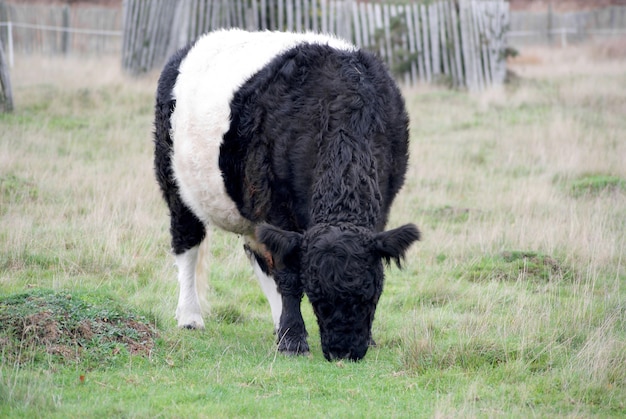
(122, 0, 509, 90)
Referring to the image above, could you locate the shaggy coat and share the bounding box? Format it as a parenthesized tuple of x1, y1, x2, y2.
(154, 29, 419, 361)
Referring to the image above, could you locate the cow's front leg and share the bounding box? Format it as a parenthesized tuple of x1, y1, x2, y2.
(277, 292, 309, 355)
(274, 268, 309, 355)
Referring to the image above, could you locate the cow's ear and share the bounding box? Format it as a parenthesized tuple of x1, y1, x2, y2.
(373, 224, 420, 267)
(256, 224, 303, 267)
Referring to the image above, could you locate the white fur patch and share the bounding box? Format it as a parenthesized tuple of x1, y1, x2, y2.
(249, 254, 283, 331)
(175, 246, 205, 329)
(170, 29, 354, 235)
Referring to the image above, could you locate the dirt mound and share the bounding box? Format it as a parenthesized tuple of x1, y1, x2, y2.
(0, 290, 157, 364)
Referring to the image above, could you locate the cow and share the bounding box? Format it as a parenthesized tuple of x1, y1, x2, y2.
(153, 29, 419, 361)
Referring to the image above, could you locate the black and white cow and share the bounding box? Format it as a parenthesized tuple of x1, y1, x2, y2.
(154, 29, 419, 361)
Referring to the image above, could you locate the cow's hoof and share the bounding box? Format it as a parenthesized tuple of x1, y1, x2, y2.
(179, 321, 204, 330)
(278, 335, 310, 355)
(176, 310, 205, 330)
(278, 344, 310, 356)
(281, 349, 311, 356)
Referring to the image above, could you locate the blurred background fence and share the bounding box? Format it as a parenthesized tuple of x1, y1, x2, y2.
(0, 0, 510, 90)
(1, 1, 625, 90)
(120, 0, 509, 90)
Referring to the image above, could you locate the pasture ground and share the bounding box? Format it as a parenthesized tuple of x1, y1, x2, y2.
(1, 42, 625, 417)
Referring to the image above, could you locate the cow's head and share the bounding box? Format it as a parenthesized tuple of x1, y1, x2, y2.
(258, 222, 420, 361)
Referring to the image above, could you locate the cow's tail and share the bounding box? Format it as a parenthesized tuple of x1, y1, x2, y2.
(195, 232, 211, 315)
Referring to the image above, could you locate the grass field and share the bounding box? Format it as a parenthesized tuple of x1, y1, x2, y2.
(1, 44, 625, 417)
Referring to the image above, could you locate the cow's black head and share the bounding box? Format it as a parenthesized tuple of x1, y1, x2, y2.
(258, 222, 419, 361)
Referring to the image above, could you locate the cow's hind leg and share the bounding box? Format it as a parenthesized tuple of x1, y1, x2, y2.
(154, 77, 206, 329)
(174, 241, 205, 329)
(170, 204, 206, 329)
(157, 161, 206, 329)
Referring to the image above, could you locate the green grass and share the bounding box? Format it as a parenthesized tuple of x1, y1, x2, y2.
(458, 251, 575, 283)
(1, 50, 625, 417)
(568, 174, 626, 197)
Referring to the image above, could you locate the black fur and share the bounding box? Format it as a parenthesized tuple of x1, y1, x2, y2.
(375, 224, 421, 268)
(219, 43, 419, 361)
(255, 224, 301, 269)
(153, 42, 206, 255)
(220, 44, 409, 232)
(243, 243, 272, 276)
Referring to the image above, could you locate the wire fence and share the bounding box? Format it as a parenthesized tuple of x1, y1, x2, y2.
(508, 5, 626, 46)
(0, 38, 12, 112)
(0, 2, 122, 57)
(0, 21, 122, 67)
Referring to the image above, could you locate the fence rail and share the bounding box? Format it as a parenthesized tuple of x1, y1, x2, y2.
(508, 27, 626, 47)
(0, 21, 122, 66)
(120, 0, 509, 90)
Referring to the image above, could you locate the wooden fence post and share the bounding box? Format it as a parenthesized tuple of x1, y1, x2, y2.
(438, 1, 450, 80)
(475, 1, 491, 87)
(447, 0, 463, 88)
(459, 0, 475, 90)
(420, 4, 432, 83)
(351, 1, 361, 47)
(428, 2, 440, 78)
(286, 0, 294, 32)
(0, 40, 13, 113)
(295, 0, 302, 32)
(61, 5, 70, 55)
(411, 3, 425, 83)
(470, 0, 485, 90)
(405, 4, 417, 85)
